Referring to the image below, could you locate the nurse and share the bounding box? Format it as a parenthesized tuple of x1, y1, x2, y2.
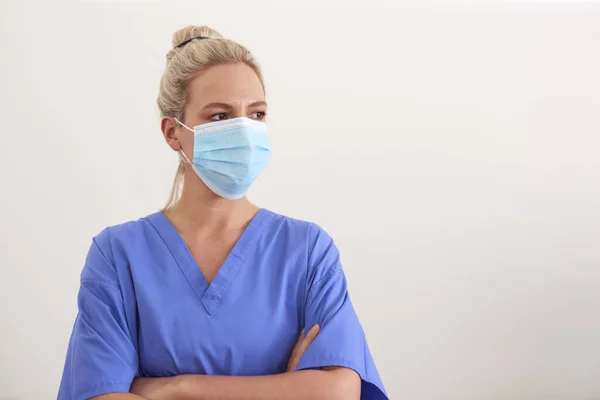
(58, 25, 387, 400)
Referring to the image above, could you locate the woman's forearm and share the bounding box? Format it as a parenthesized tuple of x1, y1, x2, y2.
(91, 393, 146, 399)
(129, 328, 359, 400)
(174, 368, 360, 400)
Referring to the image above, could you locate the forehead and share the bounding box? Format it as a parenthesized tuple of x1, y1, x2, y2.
(187, 63, 265, 107)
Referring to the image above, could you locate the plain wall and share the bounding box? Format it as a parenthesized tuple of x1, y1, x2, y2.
(1, 0, 599, 399)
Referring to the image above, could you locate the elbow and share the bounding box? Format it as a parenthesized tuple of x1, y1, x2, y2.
(326, 368, 361, 400)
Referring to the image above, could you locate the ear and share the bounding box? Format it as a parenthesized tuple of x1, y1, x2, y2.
(161, 117, 182, 151)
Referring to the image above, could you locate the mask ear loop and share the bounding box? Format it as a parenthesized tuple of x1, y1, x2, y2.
(173, 117, 194, 165)
(173, 117, 193, 131)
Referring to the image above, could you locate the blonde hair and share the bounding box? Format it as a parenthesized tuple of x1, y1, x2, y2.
(157, 25, 265, 209)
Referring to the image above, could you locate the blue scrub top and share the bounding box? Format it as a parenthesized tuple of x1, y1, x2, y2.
(58, 209, 387, 399)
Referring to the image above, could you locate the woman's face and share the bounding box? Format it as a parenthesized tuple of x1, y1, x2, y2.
(163, 62, 267, 157)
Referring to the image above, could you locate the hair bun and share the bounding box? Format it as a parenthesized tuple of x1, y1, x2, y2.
(171, 25, 223, 49)
(165, 25, 223, 64)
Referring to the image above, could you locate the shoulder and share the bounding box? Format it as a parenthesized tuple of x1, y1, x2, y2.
(264, 209, 341, 280)
(263, 209, 334, 247)
(92, 213, 157, 258)
(81, 213, 159, 282)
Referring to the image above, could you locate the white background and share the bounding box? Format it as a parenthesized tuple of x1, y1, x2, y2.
(1, 1, 599, 399)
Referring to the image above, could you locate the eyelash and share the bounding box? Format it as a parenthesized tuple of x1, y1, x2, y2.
(210, 112, 267, 121)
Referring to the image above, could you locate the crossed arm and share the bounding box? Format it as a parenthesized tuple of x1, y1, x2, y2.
(95, 369, 359, 400)
(91, 326, 361, 400)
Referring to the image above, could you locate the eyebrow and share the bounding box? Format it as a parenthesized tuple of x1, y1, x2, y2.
(201, 101, 268, 110)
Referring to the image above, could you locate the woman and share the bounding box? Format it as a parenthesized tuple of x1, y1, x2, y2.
(58, 25, 387, 400)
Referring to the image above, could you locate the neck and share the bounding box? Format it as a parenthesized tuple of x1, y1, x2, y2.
(164, 171, 259, 233)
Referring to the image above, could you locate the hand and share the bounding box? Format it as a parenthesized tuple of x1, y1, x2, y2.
(130, 376, 181, 400)
(286, 324, 320, 372)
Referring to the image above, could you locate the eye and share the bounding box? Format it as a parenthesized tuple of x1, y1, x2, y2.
(210, 113, 228, 121)
(251, 111, 267, 121)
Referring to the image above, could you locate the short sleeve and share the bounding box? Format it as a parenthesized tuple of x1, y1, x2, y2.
(58, 233, 139, 399)
(296, 225, 388, 399)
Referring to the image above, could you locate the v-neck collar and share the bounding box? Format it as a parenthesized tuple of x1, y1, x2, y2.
(146, 208, 274, 316)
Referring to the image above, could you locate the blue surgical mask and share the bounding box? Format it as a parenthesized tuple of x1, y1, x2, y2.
(174, 117, 272, 200)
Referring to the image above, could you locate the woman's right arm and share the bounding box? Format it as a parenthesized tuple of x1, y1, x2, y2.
(91, 395, 145, 400)
(58, 231, 140, 400)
